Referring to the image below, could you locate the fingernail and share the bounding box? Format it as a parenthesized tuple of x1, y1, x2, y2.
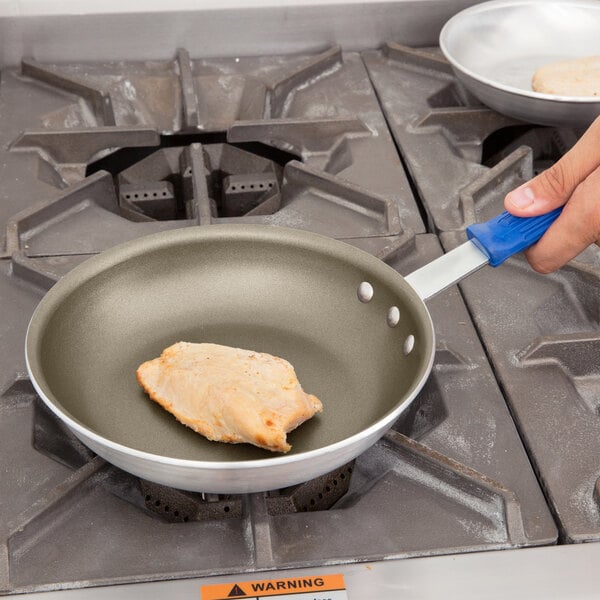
(508, 186, 535, 209)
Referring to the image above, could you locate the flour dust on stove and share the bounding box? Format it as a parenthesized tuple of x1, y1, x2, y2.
(0, 45, 558, 595)
(4, 47, 423, 262)
(364, 41, 600, 544)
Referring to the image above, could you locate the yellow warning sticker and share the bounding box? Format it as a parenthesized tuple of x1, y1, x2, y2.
(201, 573, 347, 600)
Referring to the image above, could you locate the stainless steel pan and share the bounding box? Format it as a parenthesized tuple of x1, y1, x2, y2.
(439, 0, 600, 128)
(25, 210, 559, 494)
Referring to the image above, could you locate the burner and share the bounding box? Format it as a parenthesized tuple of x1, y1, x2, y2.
(116, 142, 283, 221)
(32, 399, 354, 524)
(140, 462, 354, 523)
(481, 125, 578, 174)
(140, 480, 243, 522)
(0, 40, 563, 595)
(265, 463, 354, 515)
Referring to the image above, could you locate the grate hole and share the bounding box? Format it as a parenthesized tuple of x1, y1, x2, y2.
(224, 506, 230, 513)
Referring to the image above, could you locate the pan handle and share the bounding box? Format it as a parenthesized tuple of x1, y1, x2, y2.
(405, 208, 563, 301)
(465, 207, 563, 267)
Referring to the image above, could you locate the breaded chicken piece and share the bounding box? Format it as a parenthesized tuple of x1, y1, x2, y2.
(532, 55, 600, 96)
(136, 342, 323, 453)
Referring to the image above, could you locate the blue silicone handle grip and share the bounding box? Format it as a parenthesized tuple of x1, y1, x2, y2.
(466, 207, 563, 267)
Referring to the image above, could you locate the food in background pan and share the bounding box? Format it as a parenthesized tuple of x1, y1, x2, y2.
(532, 55, 600, 96)
(136, 342, 323, 453)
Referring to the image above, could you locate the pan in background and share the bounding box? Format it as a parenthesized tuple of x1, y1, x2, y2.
(440, 0, 600, 128)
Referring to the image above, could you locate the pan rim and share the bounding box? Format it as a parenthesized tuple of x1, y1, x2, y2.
(25, 336, 435, 471)
(25, 224, 436, 472)
(440, 0, 600, 105)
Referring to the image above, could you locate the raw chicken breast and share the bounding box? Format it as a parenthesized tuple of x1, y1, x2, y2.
(136, 342, 323, 453)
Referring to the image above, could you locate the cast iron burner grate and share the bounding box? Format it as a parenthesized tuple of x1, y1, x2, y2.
(116, 142, 284, 221)
(481, 125, 578, 174)
(4, 45, 417, 272)
(363, 41, 600, 544)
(33, 398, 353, 522)
(84, 135, 298, 221)
(0, 42, 563, 595)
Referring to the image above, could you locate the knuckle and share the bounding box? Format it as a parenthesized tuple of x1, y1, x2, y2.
(528, 256, 555, 275)
(524, 246, 556, 274)
(572, 178, 600, 243)
(539, 162, 569, 198)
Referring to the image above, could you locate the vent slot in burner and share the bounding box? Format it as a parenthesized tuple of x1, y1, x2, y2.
(139, 462, 355, 523)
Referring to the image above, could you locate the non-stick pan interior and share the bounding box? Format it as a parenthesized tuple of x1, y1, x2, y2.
(27, 225, 433, 462)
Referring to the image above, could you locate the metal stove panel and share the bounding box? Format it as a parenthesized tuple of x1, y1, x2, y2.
(368, 234, 556, 546)
(0, 232, 556, 594)
(364, 41, 600, 544)
(0, 263, 45, 396)
(362, 43, 578, 233)
(443, 233, 600, 543)
(0, 39, 562, 595)
(1, 48, 422, 237)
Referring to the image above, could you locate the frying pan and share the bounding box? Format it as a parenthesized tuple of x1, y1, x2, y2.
(439, 0, 600, 128)
(25, 210, 560, 494)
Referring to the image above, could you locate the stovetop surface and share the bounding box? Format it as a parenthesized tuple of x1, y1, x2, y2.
(0, 37, 599, 597)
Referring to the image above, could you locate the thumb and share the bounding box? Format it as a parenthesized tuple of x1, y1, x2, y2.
(505, 116, 600, 216)
(504, 163, 569, 217)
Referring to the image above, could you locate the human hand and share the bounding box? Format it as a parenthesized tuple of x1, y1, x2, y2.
(504, 116, 600, 274)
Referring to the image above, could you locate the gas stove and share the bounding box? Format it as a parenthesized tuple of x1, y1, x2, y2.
(1, 2, 600, 599)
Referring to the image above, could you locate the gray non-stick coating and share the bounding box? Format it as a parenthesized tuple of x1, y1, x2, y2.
(26, 225, 434, 492)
